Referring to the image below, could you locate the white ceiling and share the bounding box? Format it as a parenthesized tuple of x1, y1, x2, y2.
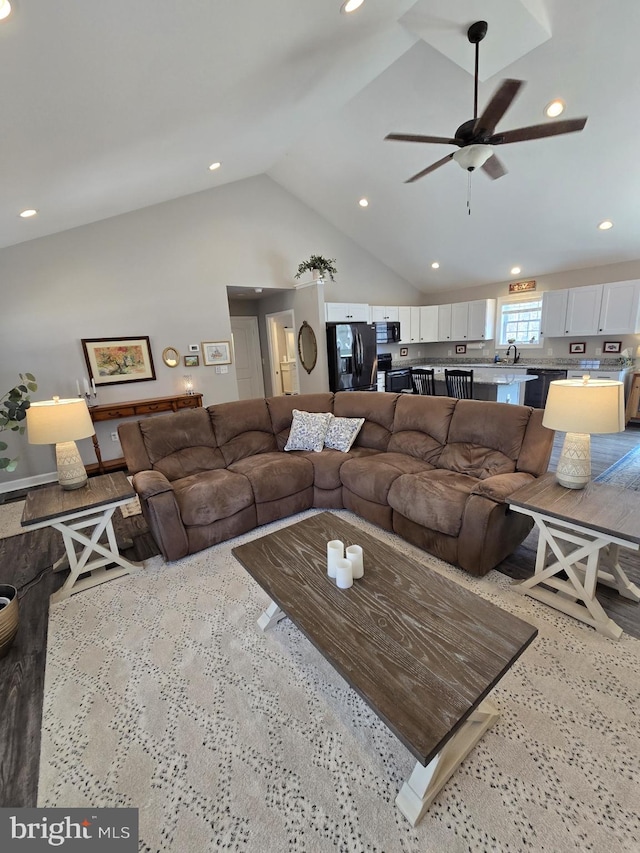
(2, 0, 639, 293)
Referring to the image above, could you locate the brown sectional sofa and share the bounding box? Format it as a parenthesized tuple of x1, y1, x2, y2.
(118, 391, 554, 576)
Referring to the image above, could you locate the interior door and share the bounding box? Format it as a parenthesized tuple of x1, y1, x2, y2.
(230, 316, 265, 400)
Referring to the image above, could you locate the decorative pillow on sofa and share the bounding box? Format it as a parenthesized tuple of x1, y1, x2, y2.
(284, 410, 333, 453)
(324, 415, 365, 452)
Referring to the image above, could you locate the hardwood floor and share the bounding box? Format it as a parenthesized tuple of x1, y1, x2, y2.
(0, 424, 638, 808)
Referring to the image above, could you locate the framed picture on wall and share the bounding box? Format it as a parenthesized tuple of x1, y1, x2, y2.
(184, 355, 200, 367)
(455, 344, 467, 354)
(603, 341, 622, 353)
(399, 347, 408, 357)
(569, 342, 586, 354)
(202, 341, 232, 365)
(81, 336, 156, 386)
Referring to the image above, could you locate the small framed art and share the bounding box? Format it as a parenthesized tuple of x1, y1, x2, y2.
(399, 347, 408, 357)
(202, 341, 232, 365)
(82, 336, 156, 386)
(569, 342, 586, 354)
(603, 341, 621, 353)
(455, 344, 467, 354)
(184, 355, 200, 367)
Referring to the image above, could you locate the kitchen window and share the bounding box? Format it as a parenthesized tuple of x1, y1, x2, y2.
(496, 293, 543, 347)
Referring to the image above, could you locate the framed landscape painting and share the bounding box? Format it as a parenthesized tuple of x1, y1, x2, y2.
(202, 341, 232, 366)
(82, 336, 156, 386)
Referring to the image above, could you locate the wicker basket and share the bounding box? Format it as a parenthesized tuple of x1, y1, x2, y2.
(0, 584, 19, 658)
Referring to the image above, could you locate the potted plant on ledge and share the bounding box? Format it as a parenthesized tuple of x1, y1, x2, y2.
(295, 255, 338, 282)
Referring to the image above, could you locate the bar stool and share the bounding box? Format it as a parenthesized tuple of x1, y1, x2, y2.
(445, 369, 474, 399)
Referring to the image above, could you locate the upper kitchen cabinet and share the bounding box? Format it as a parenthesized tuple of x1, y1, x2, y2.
(439, 299, 495, 341)
(419, 305, 439, 342)
(467, 299, 496, 340)
(565, 285, 602, 335)
(398, 306, 421, 344)
(437, 304, 453, 341)
(598, 280, 640, 334)
(540, 290, 569, 337)
(370, 305, 399, 323)
(325, 302, 370, 323)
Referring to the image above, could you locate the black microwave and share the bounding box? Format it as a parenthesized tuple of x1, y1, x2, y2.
(375, 321, 401, 344)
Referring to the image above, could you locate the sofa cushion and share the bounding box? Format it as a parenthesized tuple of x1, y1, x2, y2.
(387, 395, 455, 462)
(209, 399, 277, 465)
(388, 469, 480, 537)
(139, 408, 226, 481)
(284, 409, 332, 452)
(333, 391, 398, 451)
(341, 452, 435, 505)
(437, 400, 530, 479)
(300, 446, 380, 490)
(228, 452, 314, 503)
(267, 394, 335, 451)
(324, 415, 365, 452)
(173, 469, 254, 526)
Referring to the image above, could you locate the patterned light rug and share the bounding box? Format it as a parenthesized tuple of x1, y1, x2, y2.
(0, 499, 26, 540)
(38, 510, 640, 852)
(595, 444, 640, 490)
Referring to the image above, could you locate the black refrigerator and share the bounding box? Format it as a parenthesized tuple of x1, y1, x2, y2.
(326, 322, 378, 392)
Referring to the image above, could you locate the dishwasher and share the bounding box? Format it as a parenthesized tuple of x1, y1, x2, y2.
(524, 368, 567, 408)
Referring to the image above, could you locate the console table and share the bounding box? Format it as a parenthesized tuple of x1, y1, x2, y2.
(88, 392, 203, 473)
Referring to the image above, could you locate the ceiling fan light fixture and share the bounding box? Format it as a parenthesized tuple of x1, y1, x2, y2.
(545, 99, 565, 118)
(452, 144, 494, 172)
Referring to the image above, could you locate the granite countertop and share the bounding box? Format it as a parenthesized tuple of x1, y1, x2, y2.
(413, 365, 537, 385)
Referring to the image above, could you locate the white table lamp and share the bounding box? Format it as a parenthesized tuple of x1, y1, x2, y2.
(26, 397, 95, 489)
(542, 377, 625, 489)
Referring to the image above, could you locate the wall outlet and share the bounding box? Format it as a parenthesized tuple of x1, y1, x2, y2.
(448, 349, 452, 356)
(188, 344, 200, 352)
(110, 432, 119, 442)
(595, 347, 601, 356)
(547, 348, 553, 356)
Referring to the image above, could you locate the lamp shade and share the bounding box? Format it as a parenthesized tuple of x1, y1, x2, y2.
(26, 397, 95, 444)
(542, 379, 625, 434)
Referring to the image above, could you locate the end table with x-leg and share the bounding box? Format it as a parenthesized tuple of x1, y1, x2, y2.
(21, 472, 142, 604)
(508, 473, 640, 639)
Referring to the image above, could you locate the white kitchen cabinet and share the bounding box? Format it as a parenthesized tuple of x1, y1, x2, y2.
(565, 285, 602, 335)
(325, 302, 370, 323)
(437, 304, 452, 341)
(398, 306, 421, 344)
(541, 290, 569, 337)
(419, 305, 439, 342)
(467, 299, 496, 340)
(370, 305, 399, 322)
(451, 302, 469, 340)
(598, 280, 640, 334)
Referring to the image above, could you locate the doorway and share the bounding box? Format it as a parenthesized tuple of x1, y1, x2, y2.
(266, 310, 300, 396)
(230, 316, 265, 400)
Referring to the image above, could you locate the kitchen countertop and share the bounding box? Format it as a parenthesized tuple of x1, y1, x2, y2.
(413, 365, 537, 385)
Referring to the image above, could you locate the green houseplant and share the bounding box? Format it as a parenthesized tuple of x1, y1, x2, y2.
(1, 373, 38, 473)
(294, 255, 338, 282)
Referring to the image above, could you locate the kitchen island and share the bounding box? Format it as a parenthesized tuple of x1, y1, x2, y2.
(413, 366, 537, 405)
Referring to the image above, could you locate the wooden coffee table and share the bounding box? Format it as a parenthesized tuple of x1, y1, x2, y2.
(232, 512, 537, 826)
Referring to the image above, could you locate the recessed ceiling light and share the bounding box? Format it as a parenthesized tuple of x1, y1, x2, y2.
(510, 266, 521, 276)
(431, 262, 440, 269)
(545, 99, 565, 118)
(208, 162, 221, 171)
(358, 198, 369, 207)
(598, 220, 613, 230)
(19, 209, 38, 218)
(340, 0, 365, 13)
(0, 1, 12, 22)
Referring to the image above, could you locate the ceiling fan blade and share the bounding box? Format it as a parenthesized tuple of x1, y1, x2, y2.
(482, 153, 507, 180)
(473, 79, 524, 136)
(405, 154, 453, 183)
(386, 133, 461, 146)
(491, 117, 587, 145)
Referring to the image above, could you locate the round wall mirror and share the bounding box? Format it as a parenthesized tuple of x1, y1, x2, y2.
(162, 346, 180, 367)
(297, 321, 317, 375)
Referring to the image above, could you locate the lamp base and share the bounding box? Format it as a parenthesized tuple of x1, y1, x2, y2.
(56, 440, 88, 490)
(555, 432, 590, 489)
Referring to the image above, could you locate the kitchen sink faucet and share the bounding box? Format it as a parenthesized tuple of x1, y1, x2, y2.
(506, 344, 520, 364)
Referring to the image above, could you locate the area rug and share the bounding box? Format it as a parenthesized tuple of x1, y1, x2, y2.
(595, 443, 640, 489)
(38, 510, 640, 852)
(0, 499, 27, 540)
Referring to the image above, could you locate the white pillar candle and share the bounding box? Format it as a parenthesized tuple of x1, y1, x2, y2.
(346, 545, 364, 579)
(335, 558, 353, 589)
(83, 378, 90, 395)
(75, 379, 81, 396)
(327, 540, 344, 579)
(91, 378, 96, 394)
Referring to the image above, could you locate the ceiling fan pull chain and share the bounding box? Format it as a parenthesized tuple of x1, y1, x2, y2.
(467, 172, 472, 215)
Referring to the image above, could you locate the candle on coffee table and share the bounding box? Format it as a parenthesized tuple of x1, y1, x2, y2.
(327, 540, 344, 579)
(335, 558, 353, 589)
(346, 545, 364, 579)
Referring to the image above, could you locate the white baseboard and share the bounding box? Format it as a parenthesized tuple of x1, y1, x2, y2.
(0, 471, 58, 495)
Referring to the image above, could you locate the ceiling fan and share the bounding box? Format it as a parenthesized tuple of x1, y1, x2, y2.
(386, 20, 588, 183)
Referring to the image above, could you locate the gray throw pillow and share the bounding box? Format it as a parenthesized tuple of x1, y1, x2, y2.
(284, 410, 333, 453)
(324, 415, 365, 452)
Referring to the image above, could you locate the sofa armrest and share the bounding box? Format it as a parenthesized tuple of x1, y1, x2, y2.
(132, 470, 173, 500)
(471, 471, 535, 504)
(131, 470, 189, 561)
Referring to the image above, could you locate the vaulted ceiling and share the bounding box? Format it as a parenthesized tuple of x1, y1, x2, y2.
(2, 0, 638, 292)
